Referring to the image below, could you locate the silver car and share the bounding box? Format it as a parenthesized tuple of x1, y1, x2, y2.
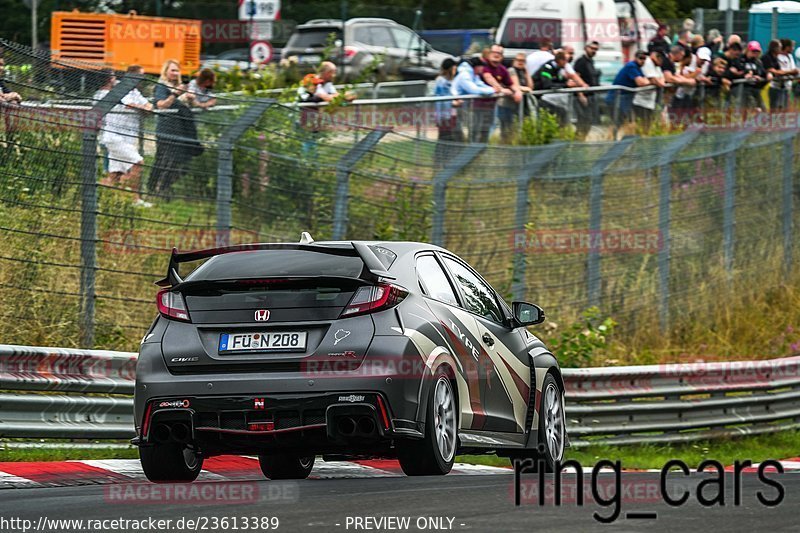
(282, 18, 452, 81)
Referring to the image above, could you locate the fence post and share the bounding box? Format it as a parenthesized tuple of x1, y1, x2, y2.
(215, 100, 274, 247)
(657, 131, 700, 333)
(725, 9, 734, 38)
(586, 137, 636, 308)
(511, 145, 566, 301)
(331, 127, 390, 240)
(783, 134, 795, 275)
(722, 131, 752, 280)
(79, 75, 141, 348)
(694, 8, 704, 34)
(431, 144, 485, 247)
(772, 8, 779, 40)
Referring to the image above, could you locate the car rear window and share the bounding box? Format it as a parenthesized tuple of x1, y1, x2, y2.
(184, 250, 364, 281)
(287, 29, 343, 49)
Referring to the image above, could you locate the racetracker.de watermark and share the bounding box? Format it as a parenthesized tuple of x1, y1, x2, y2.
(100, 229, 259, 255)
(511, 229, 662, 254)
(104, 481, 297, 505)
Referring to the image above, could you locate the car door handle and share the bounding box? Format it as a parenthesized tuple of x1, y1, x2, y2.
(482, 333, 494, 347)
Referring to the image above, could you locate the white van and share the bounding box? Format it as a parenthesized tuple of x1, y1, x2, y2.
(496, 0, 659, 83)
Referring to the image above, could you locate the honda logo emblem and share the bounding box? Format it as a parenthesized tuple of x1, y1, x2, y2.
(254, 309, 270, 321)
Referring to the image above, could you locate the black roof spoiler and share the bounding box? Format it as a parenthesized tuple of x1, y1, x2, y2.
(155, 242, 395, 288)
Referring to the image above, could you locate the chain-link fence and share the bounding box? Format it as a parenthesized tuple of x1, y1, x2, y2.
(0, 39, 797, 351)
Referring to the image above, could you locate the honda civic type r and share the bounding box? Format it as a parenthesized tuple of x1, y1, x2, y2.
(134, 236, 566, 481)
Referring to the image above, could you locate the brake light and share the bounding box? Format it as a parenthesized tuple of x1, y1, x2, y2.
(376, 395, 391, 430)
(344, 45, 358, 58)
(157, 288, 191, 322)
(341, 283, 407, 317)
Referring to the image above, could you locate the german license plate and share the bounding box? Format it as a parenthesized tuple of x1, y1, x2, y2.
(219, 331, 307, 352)
(300, 54, 321, 64)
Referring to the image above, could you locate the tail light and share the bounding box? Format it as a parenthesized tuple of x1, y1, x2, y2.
(341, 283, 407, 317)
(157, 288, 191, 322)
(343, 45, 358, 62)
(141, 401, 153, 438)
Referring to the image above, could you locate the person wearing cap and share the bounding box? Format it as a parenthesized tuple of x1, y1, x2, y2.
(739, 41, 770, 110)
(434, 57, 463, 157)
(606, 50, 651, 124)
(574, 41, 601, 138)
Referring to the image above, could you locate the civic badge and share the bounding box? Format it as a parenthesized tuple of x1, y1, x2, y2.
(254, 309, 270, 321)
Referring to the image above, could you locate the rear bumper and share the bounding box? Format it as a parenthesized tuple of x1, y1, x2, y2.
(134, 339, 429, 454)
(136, 391, 414, 456)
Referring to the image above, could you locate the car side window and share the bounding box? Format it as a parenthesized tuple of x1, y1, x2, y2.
(442, 257, 504, 323)
(352, 26, 371, 44)
(390, 27, 423, 51)
(416, 255, 459, 306)
(369, 26, 395, 48)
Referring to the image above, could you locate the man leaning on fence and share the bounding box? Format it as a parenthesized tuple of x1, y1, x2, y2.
(451, 57, 498, 143)
(481, 44, 520, 143)
(606, 50, 650, 124)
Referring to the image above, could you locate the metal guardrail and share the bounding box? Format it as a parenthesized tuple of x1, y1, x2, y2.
(0, 345, 136, 439)
(2, 344, 799, 446)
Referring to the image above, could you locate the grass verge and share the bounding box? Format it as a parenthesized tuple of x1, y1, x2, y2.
(457, 431, 800, 470)
(0, 447, 139, 462)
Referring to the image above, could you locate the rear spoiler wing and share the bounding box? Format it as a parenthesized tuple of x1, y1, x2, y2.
(155, 242, 395, 288)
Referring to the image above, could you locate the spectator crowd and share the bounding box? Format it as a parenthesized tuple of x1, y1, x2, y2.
(427, 19, 800, 144)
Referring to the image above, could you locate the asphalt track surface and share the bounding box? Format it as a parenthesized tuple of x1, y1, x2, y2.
(1, 471, 797, 532)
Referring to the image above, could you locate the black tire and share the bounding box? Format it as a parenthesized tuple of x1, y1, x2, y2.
(397, 368, 457, 476)
(139, 444, 203, 482)
(510, 373, 566, 473)
(258, 454, 315, 480)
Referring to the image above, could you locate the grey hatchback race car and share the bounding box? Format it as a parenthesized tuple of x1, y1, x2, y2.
(133, 236, 566, 481)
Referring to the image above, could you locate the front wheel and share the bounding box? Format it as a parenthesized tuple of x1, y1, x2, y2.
(511, 373, 566, 472)
(397, 369, 457, 476)
(258, 454, 315, 480)
(140, 444, 203, 482)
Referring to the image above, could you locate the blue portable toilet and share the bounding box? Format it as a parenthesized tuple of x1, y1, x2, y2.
(749, 1, 800, 50)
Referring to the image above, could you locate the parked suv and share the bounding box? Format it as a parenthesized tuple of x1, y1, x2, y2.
(282, 18, 451, 80)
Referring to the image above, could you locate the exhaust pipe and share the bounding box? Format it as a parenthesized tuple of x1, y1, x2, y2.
(170, 422, 192, 444)
(336, 416, 356, 436)
(356, 416, 376, 436)
(151, 423, 171, 444)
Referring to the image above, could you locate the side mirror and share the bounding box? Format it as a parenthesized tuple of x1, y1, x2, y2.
(512, 301, 545, 326)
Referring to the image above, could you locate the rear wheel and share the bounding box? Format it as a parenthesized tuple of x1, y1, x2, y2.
(398, 369, 457, 476)
(140, 444, 203, 482)
(258, 454, 315, 480)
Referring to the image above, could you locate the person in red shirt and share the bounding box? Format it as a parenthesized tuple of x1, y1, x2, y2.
(481, 44, 521, 142)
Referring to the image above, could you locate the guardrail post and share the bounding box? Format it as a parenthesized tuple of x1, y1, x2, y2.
(657, 131, 700, 332)
(216, 99, 274, 247)
(331, 128, 390, 240)
(511, 145, 566, 300)
(80, 75, 140, 349)
(587, 138, 635, 307)
(783, 134, 795, 275)
(431, 144, 485, 247)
